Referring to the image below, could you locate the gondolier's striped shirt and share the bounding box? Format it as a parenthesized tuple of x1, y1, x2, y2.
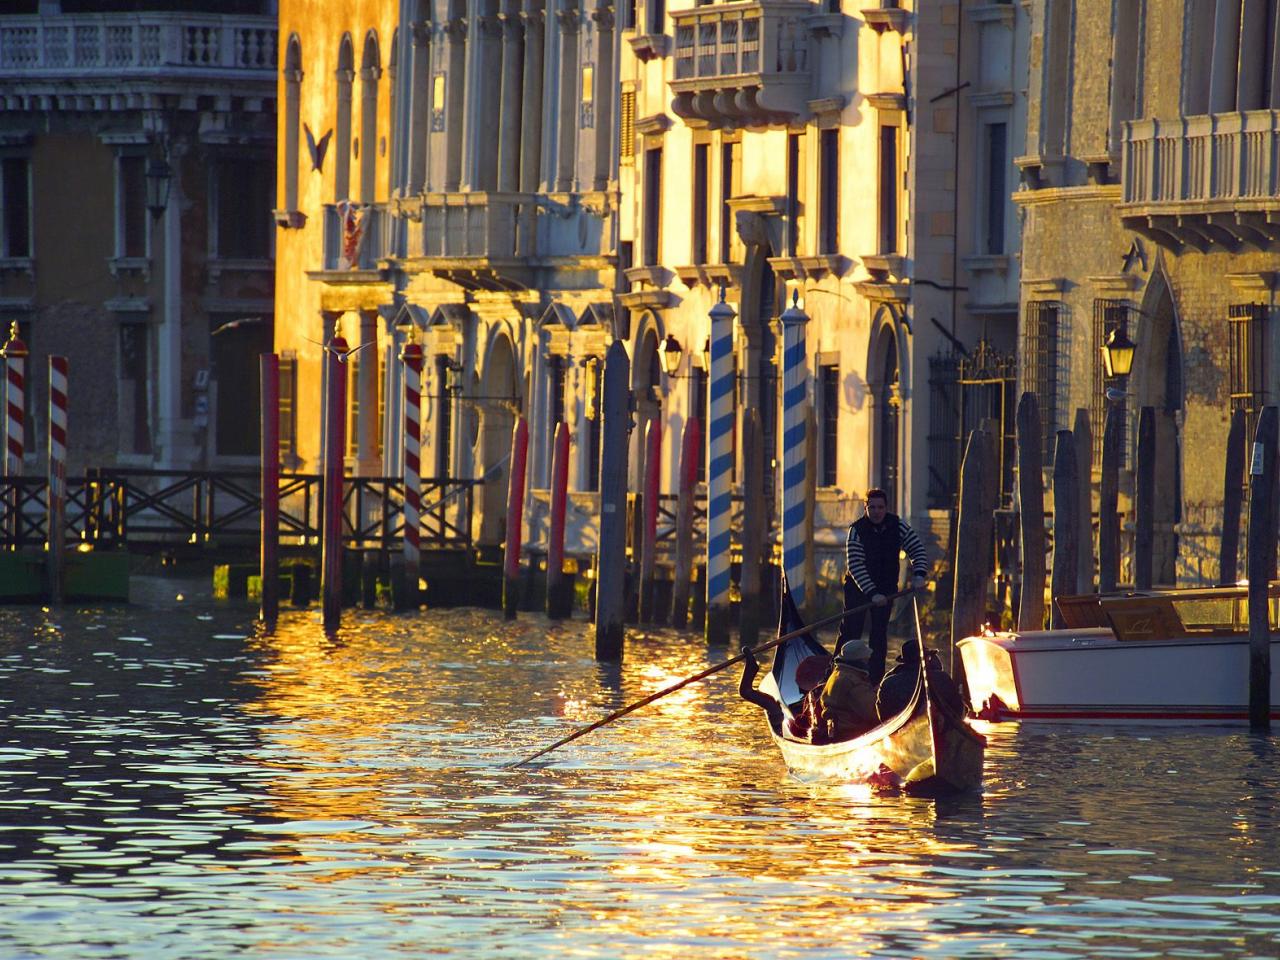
(846, 517, 929, 596)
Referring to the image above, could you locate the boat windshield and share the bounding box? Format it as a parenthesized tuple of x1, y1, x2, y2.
(1100, 588, 1280, 641)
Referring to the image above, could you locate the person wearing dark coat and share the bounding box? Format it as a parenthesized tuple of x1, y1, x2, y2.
(838, 488, 929, 685)
(876, 638, 966, 723)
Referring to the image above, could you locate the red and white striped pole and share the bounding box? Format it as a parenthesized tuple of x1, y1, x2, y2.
(546, 421, 571, 619)
(48, 355, 68, 604)
(321, 336, 349, 633)
(401, 338, 424, 610)
(502, 416, 529, 619)
(3, 322, 26, 477)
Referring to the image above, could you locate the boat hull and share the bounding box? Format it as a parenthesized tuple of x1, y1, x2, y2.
(960, 630, 1280, 724)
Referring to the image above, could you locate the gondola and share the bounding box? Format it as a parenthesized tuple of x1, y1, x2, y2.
(751, 592, 985, 797)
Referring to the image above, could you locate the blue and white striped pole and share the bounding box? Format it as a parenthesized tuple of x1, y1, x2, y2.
(780, 291, 809, 608)
(705, 290, 736, 643)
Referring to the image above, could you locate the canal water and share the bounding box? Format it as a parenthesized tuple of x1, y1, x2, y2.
(2, 578, 1279, 959)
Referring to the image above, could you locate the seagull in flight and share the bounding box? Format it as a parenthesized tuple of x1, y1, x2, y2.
(304, 336, 375, 363)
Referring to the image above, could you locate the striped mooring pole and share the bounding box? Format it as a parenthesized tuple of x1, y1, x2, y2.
(705, 290, 736, 643)
(3, 322, 26, 477)
(779, 292, 809, 608)
(48, 355, 68, 603)
(401, 338, 424, 609)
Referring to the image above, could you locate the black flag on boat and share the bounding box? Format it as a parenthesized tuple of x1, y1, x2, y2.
(769, 575, 830, 709)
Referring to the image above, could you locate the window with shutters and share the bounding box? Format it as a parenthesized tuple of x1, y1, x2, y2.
(279, 351, 299, 464)
(619, 89, 636, 165)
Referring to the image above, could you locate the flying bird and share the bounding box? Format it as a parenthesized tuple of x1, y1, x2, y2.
(210, 317, 263, 337)
(304, 123, 332, 172)
(304, 336, 374, 363)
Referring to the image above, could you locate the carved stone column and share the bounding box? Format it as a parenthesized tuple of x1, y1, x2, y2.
(519, 3, 546, 191)
(334, 68, 354, 200)
(1209, 0, 1242, 113)
(498, 7, 525, 192)
(591, 5, 614, 190)
(471, 14, 505, 191)
(444, 17, 467, 191)
(407, 19, 432, 193)
(359, 62, 382, 202)
(555, 5, 581, 192)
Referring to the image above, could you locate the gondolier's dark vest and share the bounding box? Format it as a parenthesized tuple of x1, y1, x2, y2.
(852, 514, 902, 593)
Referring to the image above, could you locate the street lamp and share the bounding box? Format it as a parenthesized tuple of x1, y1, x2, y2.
(1100, 327, 1137, 379)
(659, 333, 683, 376)
(145, 154, 172, 220)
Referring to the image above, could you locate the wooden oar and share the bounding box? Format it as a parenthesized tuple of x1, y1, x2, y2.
(508, 587, 917, 768)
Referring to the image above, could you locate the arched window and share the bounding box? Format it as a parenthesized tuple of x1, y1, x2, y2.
(360, 31, 381, 203)
(334, 34, 354, 201)
(281, 35, 302, 214)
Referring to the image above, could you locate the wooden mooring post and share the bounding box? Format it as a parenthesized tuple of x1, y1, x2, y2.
(1098, 402, 1123, 594)
(259, 353, 280, 627)
(321, 337, 348, 633)
(595, 340, 630, 660)
(670, 416, 700, 629)
(1073, 409, 1093, 593)
(638, 418, 661, 623)
(546, 421, 572, 619)
(1219, 407, 1246, 586)
(738, 408, 764, 647)
(1016, 393, 1045, 630)
(1247, 406, 1277, 732)
(1133, 406, 1156, 591)
(1050, 429, 1078, 629)
(502, 416, 529, 619)
(951, 428, 996, 681)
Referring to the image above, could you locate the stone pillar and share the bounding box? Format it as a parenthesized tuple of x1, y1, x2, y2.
(335, 67, 354, 200)
(1238, 0, 1268, 110)
(1209, 0, 1242, 114)
(498, 7, 525, 192)
(466, 13, 504, 190)
(359, 62, 381, 202)
(591, 5, 614, 191)
(407, 19, 432, 193)
(444, 17, 467, 191)
(356, 310, 381, 475)
(1270, 11, 1280, 107)
(519, 3, 546, 192)
(555, 5, 581, 192)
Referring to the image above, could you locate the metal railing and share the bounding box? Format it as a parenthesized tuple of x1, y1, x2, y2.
(0, 469, 477, 554)
(0, 14, 277, 75)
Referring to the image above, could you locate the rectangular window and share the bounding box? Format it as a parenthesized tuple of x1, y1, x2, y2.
(1024, 301, 1065, 465)
(1229, 303, 1268, 444)
(985, 122, 1007, 254)
(119, 322, 151, 455)
(279, 351, 298, 463)
(622, 0, 637, 30)
(643, 147, 662, 266)
(580, 64, 595, 128)
(818, 128, 839, 254)
(878, 124, 899, 254)
(692, 143, 709, 265)
(819, 363, 839, 487)
(719, 138, 741, 263)
(550, 356, 567, 428)
(1091, 299, 1131, 469)
(648, 0, 665, 35)
(347, 353, 361, 458)
(785, 132, 803, 255)
(118, 155, 147, 258)
(1, 158, 31, 259)
(619, 89, 636, 164)
(377, 350, 387, 460)
(214, 156, 272, 260)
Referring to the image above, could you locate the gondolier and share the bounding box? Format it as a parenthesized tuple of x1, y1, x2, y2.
(840, 488, 929, 684)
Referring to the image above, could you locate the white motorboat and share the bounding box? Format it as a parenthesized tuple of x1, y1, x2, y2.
(958, 584, 1280, 724)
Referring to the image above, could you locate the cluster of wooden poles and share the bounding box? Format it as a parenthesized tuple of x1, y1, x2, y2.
(950, 392, 1278, 731)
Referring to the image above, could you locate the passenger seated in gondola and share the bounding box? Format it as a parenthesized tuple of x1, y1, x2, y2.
(820, 640, 881, 741)
(876, 639, 966, 723)
(738, 649, 833, 742)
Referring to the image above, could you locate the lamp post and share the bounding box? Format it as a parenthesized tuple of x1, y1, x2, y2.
(1100, 326, 1136, 379)
(145, 154, 172, 220)
(659, 333, 683, 378)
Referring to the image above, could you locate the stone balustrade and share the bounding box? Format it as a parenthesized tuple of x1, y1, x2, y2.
(1120, 111, 1280, 250)
(406, 193, 537, 263)
(0, 14, 277, 76)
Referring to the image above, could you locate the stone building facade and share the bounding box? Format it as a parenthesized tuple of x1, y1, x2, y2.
(1017, 0, 1280, 587)
(0, 0, 277, 473)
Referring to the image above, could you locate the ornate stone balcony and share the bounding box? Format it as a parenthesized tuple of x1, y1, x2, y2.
(398, 193, 538, 290)
(669, 0, 816, 127)
(1120, 111, 1280, 250)
(321, 203, 392, 274)
(0, 15, 277, 79)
